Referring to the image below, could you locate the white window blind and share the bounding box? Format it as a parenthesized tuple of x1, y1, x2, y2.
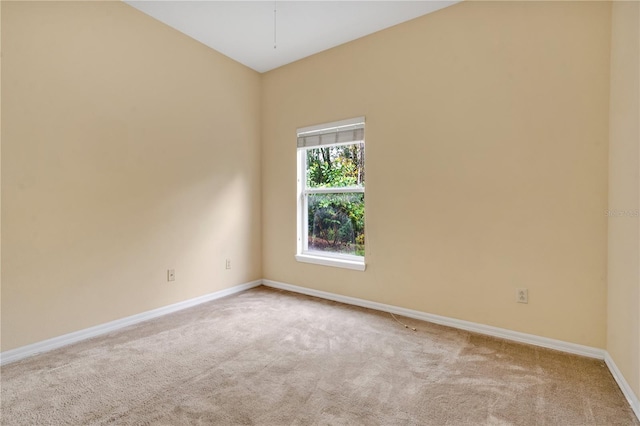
(297, 117, 365, 148)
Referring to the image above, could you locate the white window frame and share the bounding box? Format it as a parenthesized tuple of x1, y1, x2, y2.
(295, 117, 366, 271)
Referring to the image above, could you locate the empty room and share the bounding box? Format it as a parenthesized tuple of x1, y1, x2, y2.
(1, 0, 639, 424)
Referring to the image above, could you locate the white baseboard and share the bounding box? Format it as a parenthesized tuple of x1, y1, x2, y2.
(605, 352, 640, 420)
(0, 280, 262, 366)
(263, 279, 640, 422)
(2, 277, 638, 423)
(262, 279, 605, 359)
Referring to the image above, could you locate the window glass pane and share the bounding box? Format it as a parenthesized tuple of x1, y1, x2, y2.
(307, 193, 365, 256)
(306, 143, 365, 188)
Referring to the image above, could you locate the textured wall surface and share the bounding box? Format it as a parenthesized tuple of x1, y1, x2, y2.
(1, 1, 262, 351)
(262, 1, 611, 348)
(607, 0, 640, 398)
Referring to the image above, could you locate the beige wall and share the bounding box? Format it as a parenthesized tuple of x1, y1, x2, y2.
(262, 1, 611, 348)
(1, 1, 262, 351)
(2, 0, 630, 371)
(607, 1, 640, 398)
(0, 1, 3, 348)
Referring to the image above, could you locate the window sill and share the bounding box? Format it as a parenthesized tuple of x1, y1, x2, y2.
(295, 254, 366, 271)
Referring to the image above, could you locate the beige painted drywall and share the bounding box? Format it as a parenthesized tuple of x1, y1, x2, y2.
(0, 1, 3, 349)
(1, 1, 262, 351)
(607, 0, 640, 399)
(1, 0, 627, 366)
(262, 1, 611, 348)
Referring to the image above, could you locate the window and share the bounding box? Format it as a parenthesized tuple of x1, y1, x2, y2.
(296, 117, 366, 271)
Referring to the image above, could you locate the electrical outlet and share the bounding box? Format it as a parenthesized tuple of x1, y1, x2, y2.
(167, 269, 175, 282)
(225, 259, 231, 270)
(516, 288, 528, 304)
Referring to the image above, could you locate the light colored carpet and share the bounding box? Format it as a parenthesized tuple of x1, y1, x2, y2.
(1, 286, 637, 425)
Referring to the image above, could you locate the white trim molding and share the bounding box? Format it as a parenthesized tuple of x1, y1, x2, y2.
(295, 254, 366, 271)
(2, 277, 638, 422)
(262, 279, 604, 359)
(605, 352, 640, 420)
(0, 280, 262, 366)
(297, 116, 365, 136)
(263, 279, 640, 422)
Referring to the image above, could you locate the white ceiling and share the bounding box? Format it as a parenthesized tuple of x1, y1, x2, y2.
(125, 1, 460, 73)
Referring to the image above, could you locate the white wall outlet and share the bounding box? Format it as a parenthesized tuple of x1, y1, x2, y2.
(167, 269, 175, 282)
(225, 259, 231, 270)
(517, 288, 528, 304)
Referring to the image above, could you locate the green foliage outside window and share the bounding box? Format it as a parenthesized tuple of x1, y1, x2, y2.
(306, 143, 365, 256)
